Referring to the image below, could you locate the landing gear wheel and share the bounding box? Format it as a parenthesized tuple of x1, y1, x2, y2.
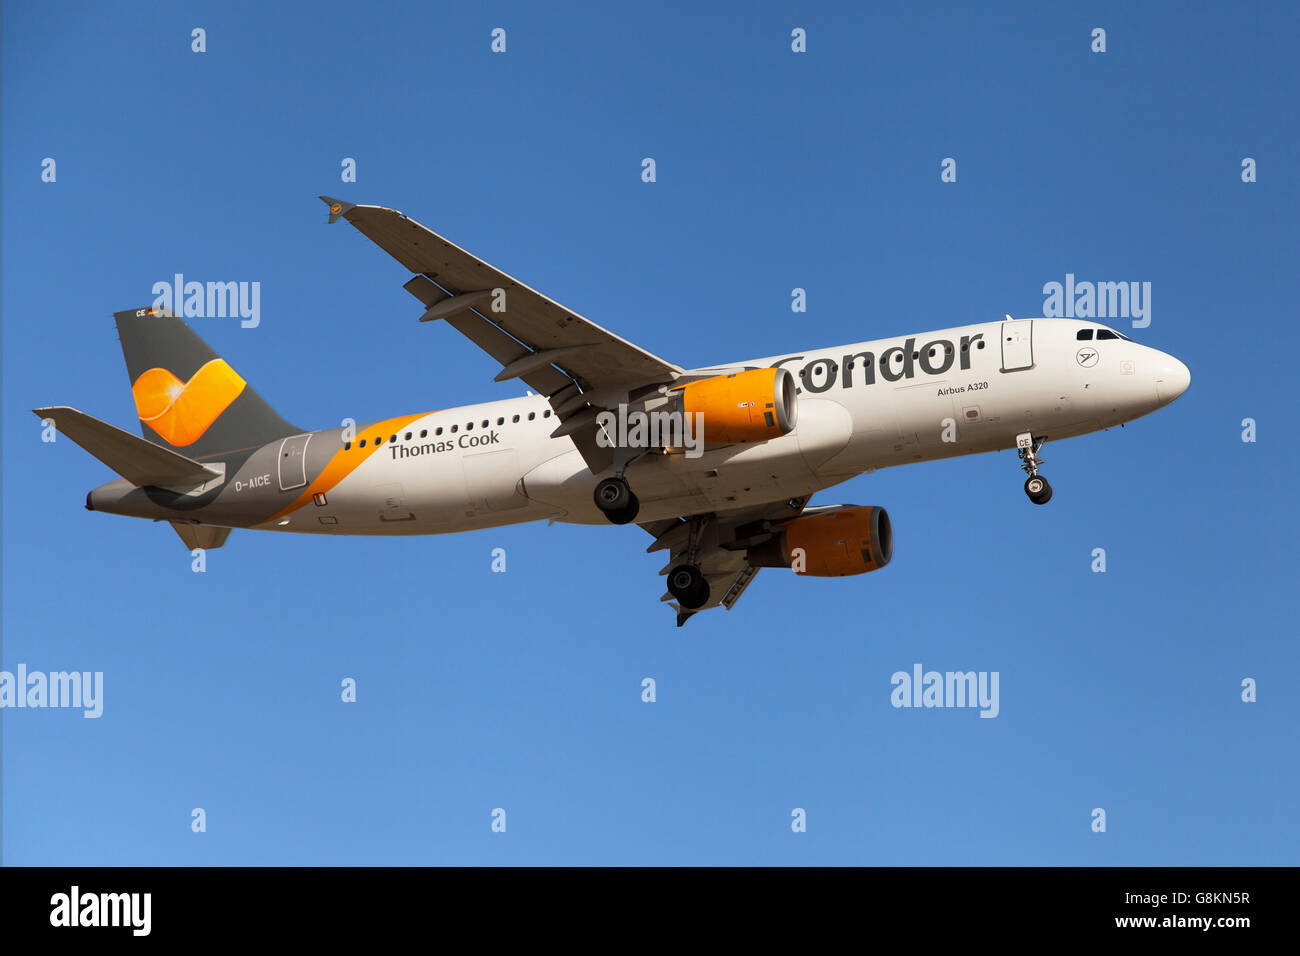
(606, 495, 640, 524)
(594, 476, 631, 512)
(667, 564, 710, 610)
(1024, 475, 1053, 505)
(594, 477, 640, 524)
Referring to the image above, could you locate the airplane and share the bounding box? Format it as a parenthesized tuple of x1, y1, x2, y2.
(36, 196, 1191, 625)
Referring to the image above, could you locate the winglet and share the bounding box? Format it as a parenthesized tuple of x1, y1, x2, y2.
(319, 195, 355, 224)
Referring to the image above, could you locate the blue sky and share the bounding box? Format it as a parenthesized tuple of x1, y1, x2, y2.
(2, 1, 1296, 865)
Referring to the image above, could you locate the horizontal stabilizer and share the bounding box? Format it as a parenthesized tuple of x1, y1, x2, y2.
(170, 522, 232, 550)
(33, 406, 223, 488)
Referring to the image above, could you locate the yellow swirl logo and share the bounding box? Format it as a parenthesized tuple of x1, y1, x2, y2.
(131, 359, 246, 446)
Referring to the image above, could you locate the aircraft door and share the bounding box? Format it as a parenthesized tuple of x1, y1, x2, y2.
(1000, 319, 1034, 372)
(277, 433, 311, 491)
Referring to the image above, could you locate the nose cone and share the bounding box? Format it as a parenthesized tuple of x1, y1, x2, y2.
(1155, 356, 1191, 404)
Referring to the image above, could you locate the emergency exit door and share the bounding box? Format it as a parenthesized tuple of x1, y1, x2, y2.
(1000, 319, 1034, 372)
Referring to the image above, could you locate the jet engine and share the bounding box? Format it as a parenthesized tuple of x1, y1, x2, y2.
(747, 505, 892, 577)
(671, 367, 798, 445)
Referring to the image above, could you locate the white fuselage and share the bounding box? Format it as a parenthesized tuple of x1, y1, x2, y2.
(252, 317, 1189, 536)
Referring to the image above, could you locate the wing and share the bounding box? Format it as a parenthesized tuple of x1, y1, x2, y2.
(320, 196, 684, 470)
(641, 495, 811, 627)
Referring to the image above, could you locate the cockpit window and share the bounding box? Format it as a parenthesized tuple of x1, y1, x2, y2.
(1096, 329, 1120, 340)
(1076, 329, 1094, 341)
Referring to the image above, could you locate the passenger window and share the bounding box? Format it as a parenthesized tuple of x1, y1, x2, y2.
(435, 427, 443, 436)
(451, 425, 458, 433)
(528, 412, 536, 421)
(543, 409, 552, 418)
(497, 417, 504, 426)
(390, 434, 396, 443)
(466, 422, 473, 431)
(482, 419, 489, 428)
(512, 415, 520, 423)
(344, 441, 352, 451)
(1077, 329, 1094, 341)
(359, 439, 366, 448)
(375, 436, 383, 445)
(404, 432, 412, 440)
(1096, 329, 1119, 340)
(419, 430, 427, 438)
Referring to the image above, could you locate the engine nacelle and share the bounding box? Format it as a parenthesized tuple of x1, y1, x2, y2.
(748, 506, 892, 577)
(672, 367, 798, 445)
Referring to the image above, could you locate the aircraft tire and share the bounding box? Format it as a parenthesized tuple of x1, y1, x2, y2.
(668, 564, 710, 609)
(604, 493, 640, 525)
(1024, 475, 1053, 505)
(594, 476, 633, 513)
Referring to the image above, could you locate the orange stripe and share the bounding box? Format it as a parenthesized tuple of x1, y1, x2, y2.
(262, 412, 427, 524)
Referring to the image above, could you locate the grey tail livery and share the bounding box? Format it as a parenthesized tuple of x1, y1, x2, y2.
(111, 306, 301, 460)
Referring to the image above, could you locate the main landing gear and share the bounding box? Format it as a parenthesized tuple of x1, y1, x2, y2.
(663, 515, 711, 610)
(593, 465, 710, 611)
(1016, 432, 1053, 505)
(593, 475, 640, 525)
(666, 563, 709, 610)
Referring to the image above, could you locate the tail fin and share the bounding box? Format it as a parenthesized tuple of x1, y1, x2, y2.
(113, 307, 301, 459)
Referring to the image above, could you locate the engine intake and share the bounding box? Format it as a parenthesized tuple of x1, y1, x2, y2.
(672, 367, 797, 445)
(748, 506, 892, 577)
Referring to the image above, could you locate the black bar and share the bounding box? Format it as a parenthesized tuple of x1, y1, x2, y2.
(0, 866, 1281, 941)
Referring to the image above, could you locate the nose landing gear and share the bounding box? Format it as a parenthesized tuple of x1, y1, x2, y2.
(1016, 432, 1053, 505)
